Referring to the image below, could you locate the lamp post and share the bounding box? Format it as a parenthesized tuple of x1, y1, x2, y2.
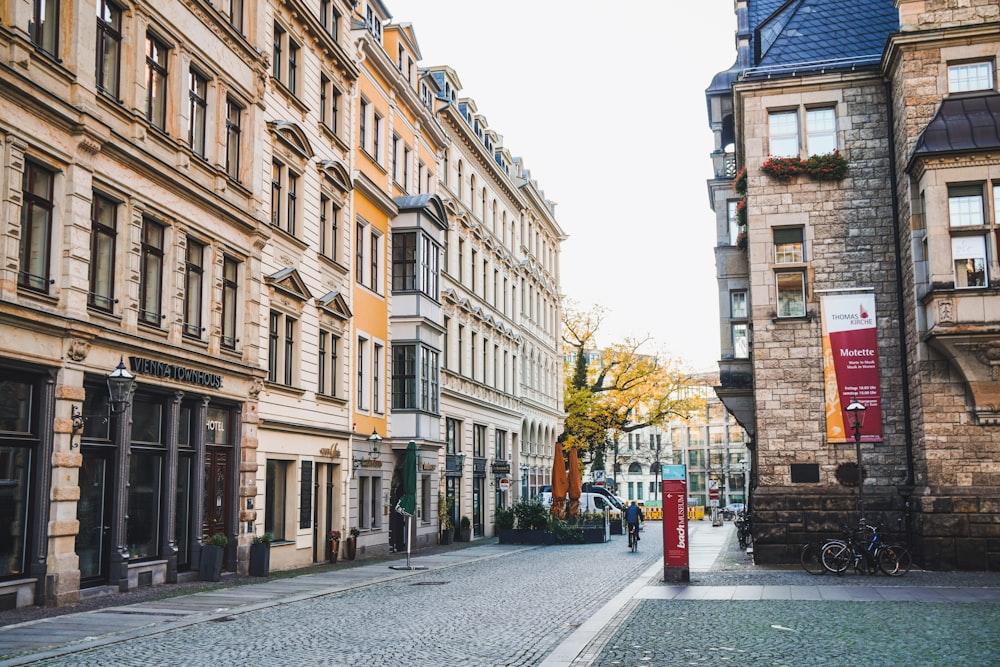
(71, 358, 135, 448)
(845, 397, 867, 516)
(519, 462, 529, 499)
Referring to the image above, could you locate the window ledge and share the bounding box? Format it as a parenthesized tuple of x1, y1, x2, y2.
(771, 313, 814, 324)
(264, 381, 306, 398)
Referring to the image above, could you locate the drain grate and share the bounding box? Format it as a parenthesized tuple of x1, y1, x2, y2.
(410, 581, 448, 586)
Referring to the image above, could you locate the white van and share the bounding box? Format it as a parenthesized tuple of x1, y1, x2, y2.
(541, 492, 618, 516)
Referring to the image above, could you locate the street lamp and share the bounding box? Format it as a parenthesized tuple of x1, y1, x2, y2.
(352, 428, 383, 471)
(520, 462, 529, 499)
(71, 358, 135, 449)
(845, 396, 867, 515)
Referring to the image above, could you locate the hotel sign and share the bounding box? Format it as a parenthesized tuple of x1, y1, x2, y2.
(129, 356, 224, 389)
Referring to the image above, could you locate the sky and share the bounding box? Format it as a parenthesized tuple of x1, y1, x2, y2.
(399, 1, 738, 372)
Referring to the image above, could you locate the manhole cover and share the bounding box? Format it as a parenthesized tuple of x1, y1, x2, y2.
(410, 581, 448, 586)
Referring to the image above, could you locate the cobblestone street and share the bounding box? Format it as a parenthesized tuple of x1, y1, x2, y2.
(4, 522, 1000, 667)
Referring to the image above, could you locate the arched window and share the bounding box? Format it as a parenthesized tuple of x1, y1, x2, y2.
(628, 462, 643, 474)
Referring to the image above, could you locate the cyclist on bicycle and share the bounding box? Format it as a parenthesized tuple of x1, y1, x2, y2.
(625, 500, 644, 542)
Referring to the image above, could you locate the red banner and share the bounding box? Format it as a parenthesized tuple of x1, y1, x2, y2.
(661, 465, 688, 569)
(821, 293, 883, 442)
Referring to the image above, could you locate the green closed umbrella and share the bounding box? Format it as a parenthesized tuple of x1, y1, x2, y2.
(390, 441, 425, 570)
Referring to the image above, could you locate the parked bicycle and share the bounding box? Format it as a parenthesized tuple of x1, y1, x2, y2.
(799, 540, 826, 575)
(820, 519, 912, 576)
(735, 511, 753, 549)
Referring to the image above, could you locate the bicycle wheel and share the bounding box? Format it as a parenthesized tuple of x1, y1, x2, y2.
(631, 530, 638, 552)
(821, 540, 850, 574)
(800, 543, 825, 575)
(878, 545, 912, 576)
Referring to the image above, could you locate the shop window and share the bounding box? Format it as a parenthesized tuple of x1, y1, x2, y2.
(265, 459, 290, 540)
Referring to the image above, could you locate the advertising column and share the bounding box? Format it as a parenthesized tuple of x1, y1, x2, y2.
(662, 464, 689, 583)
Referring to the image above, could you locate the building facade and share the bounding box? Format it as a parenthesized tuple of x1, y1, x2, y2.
(707, 0, 1000, 570)
(0, 0, 565, 609)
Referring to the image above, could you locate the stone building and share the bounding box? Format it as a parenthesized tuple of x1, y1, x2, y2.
(0, 0, 565, 609)
(707, 0, 1000, 570)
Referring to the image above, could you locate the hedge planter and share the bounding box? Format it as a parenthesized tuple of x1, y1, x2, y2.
(498, 529, 557, 545)
(580, 525, 609, 544)
(610, 519, 623, 535)
(198, 545, 224, 582)
(249, 542, 270, 577)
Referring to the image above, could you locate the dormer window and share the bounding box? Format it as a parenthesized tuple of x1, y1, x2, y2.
(365, 6, 382, 41)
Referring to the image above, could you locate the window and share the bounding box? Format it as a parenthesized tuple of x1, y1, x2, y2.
(268, 311, 297, 385)
(774, 228, 804, 263)
(495, 430, 506, 460)
(318, 330, 340, 397)
(392, 344, 439, 411)
(320, 74, 340, 134)
(393, 232, 417, 291)
(473, 424, 486, 457)
(446, 417, 461, 455)
(29, 0, 59, 56)
(768, 110, 798, 157)
(370, 229, 380, 292)
(183, 238, 204, 338)
(96, 0, 122, 98)
(949, 185, 984, 227)
(319, 195, 339, 260)
(365, 4, 383, 41)
(373, 343, 382, 413)
(145, 34, 169, 130)
(359, 99, 368, 151)
(357, 337, 367, 409)
(728, 201, 740, 245)
(358, 474, 381, 530)
(229, 0, 244, 33)
(320, 0, 339, 40)
(89, 193, 117, 310)
(731, 291, 748, 319)
(265, 459, 289, 539)
(225, 97, 242, 181)
(391, 134, 401, 184)
(776, 272, 806, 318)
(373, 112, 383, 163)
(221, 256, 239, 349)
(355, 221, 365, 283)
(733, 323, 750, 359)
(18, 161, 55, 293)
(273, 23, 299, 95)
(952, 236, 988, 288)
(188, 68, 207, 156)
(270, 161, 298, 236)
(806, 108, 836, 155)
(949, 62, 994, 93)
(139, 218, 165, 326)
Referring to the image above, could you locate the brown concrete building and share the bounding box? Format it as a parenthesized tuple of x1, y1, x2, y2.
(707, 0, 1000, 570)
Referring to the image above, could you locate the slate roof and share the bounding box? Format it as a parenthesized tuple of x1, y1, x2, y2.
(746, 0, 897, 77)
(912, 93, 1000, 160)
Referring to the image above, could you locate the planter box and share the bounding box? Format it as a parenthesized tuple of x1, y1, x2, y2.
(439, 529, 453, 545)
(498, 529, 556, 545)
(610, 519, 623, 535)
(249, 543, 270, 577)
(580, 525, 609, 544)
(198, 545, 224, 582)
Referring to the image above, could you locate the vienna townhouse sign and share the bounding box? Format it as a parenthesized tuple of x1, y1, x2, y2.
(129, 356, 224, 389)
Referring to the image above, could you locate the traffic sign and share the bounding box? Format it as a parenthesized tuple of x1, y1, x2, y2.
(499, 477, 510, 491)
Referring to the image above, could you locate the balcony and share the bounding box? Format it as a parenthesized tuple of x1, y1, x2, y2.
(922, 288, 1000, 424)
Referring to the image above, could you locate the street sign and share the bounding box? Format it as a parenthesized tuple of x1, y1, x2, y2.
(498, 477, 510, 491)
(593, 470, 606, 484)
(709, 499, 719, 507)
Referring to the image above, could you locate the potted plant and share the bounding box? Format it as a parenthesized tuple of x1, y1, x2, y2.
(459, 516, 472, 542)
(249, 532, 272, 577)
(438, 493, 454, 545)
(345, 527, 359, 560)
(329, 530, 341, 564)
(198, 533, 227, 582)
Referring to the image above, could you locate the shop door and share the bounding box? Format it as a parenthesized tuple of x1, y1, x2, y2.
(77, 451, 113, 587)
(202, 446, 231, 556)
(473, 478, 484, 537)
(313, 464, 336, 563)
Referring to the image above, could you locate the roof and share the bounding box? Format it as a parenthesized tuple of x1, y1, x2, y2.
(746, 0, 897, 77)
(912, 93, 1000, 159)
